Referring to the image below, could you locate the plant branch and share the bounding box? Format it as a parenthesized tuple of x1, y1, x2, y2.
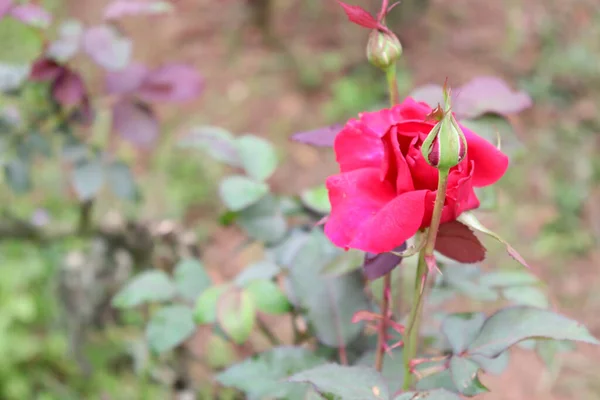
(386, 66, 400, 106)
(374, 272, 392, 371)
(256, 316, 281, 346)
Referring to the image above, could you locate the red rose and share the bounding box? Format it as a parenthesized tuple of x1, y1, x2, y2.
(324, 97, 509, 254)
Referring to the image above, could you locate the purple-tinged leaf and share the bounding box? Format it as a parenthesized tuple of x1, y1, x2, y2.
(83, 25, 132, 71)
(454, 76, 532, 119)
(112, 99, 159, 148)
(363, 242, 406, 281)
(47, 20, 83, 62)
(290, 124, 342, 147)
(9, 4, 51, 28)
(31, 208, 50, 227)
(0, 0, 13, 18)
(410, 84, 444, 108)
(29, 58, 63, 81)
(105, 62, 149, 95)
(435, 220, 486, 264)
(52, 69, 86, 106)
(104, 0, 173, 20)
(137, 63, 203, 103)
(336, 1, 379, 29)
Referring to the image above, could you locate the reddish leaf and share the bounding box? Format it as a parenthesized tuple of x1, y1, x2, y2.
(29, 58, 63, 81)
(104, 0, 173, 20)
(290, 124, 343, 147)
(52, 69, 86, 106)
(0, 0, 13, 17)
(336, 1, 379, 29)
(435, 220, 486, 263)
(112, 99, 159, 148)
(136, 63, 203, 103)
(363, 242, 406, 281)
(105, 63, 149, 95)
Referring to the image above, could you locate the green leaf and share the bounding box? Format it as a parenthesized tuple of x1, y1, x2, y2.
(320, 249, 364, 277)
(205, 333, 236, 369)
(356, 350, 405, 393)
(217, 347, 325, 400)
(445, 274, 499, 302)
(441, 313, 486, 354)
(536, 339, 575, 367)
(146, 305, 195, 353)
(236, 134, 278, 181)
(502, 286, 549, 308)
(301, 184, 331, 214)
(469, 351, 510, 375)
(479, 270, 539, 287)
(174, 258, 211, 302)
(4, 157, 31, 193)
(281, 230, 370, 347)
(394, 390, 463, 400)
(237, 195, 287, 244)
(193, 285, 227, 324)
(245, 280, 291, 315)
(235, 260, 281, 286)
(449, 356, 488, 396)
(217, 287, 256, 344)
(0, 63, 30, 91)
(467, 306, 600, 358)
(288, 364, 389, 400)
(219, 175, 268, 211)
(72, 159, 104, 201)
(106, 161, 138, 201)
(179, 125, 240, 166)
(416, 369, 456, 392)
(112, 270, 176, 308)
(0, 18, 43, 64)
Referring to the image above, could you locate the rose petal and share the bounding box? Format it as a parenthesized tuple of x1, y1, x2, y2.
(391, 97, 432, 121)
(461, 124, 509, 187)
(359, 107, 395, 137)
(334, 119, 385, 172)
(382, 127, 414, 193)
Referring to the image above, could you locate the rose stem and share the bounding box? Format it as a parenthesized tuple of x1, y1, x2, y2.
(374, 62, 401, 373)
(402, 170, 449, 390)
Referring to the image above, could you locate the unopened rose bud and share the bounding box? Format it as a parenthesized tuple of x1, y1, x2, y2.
(367, 29, 402, 70)
(421, 87, 467, 171)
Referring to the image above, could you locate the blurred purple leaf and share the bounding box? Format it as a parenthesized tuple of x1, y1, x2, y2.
(104, 0, 173, 20)
(435, 220, 486, 264)
(105, 63, 149, 95)
(454, 76, 532, 119)
(31, 208, 50, 227)
(9, 4, 51, 28)
(29, 58, 63, 81)
(363, 242, 407, 281)
(47, 20, 83, 62)
(178, 126, 240, 166)
(290, 124, 343, 147)
(83, 25, 132, 71)
(112, 99, 159, 148)
(409, 83, 444, 108)
(137, 63, 203, 103)
(0, 0, 13, 18)
(52, 69, 86, 106)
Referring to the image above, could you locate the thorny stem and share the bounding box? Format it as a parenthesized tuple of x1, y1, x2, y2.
(374, 63, 401, 373)
(402, 170, 449, 390)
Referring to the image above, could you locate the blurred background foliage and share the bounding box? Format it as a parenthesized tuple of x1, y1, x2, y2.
(2, 0, 600, 399)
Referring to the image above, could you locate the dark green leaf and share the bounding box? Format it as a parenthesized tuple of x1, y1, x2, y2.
(146, 305, 195, 353)
(502, 286, 549, 308)
(356, 350, 405, 393)
(235, 260, 281, 286)
(217, 287, 255, 344)
(106, 161, 138, 201)
(441, 313, 486, 354)
(320, 249, 364, 277)
(449, 356, 488, 396)
(194, 285, 227, 324)
(445, 275, 499, 302)
(288, 364, 389, 400)
(245, 280, 291, 315)
(237, 195, 287, 244)
(416, 369, 455, 392)
(479, 270, 539, 287)
(219, 175, 268, 211)
(112, 270, 176, 308)
(4, 157, 31, 193)
(469, 351, 510, 375)
(467, 306, 600, 358)
(0, 17, 43, 64)
(174, 258, 211, 301)
(217, 347, 325, 400)
(284, 230, 370, 347)
(72, 159, 104, 201)
(236, 134, 278, 181)
(301, 184, 331, 214)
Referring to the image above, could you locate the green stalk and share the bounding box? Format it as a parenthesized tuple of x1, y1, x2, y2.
(402, 170, 449, 389)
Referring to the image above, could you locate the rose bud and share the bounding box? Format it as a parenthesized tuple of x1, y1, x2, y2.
(366, 29, 402, 70)
(421, 88, 467, 170)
